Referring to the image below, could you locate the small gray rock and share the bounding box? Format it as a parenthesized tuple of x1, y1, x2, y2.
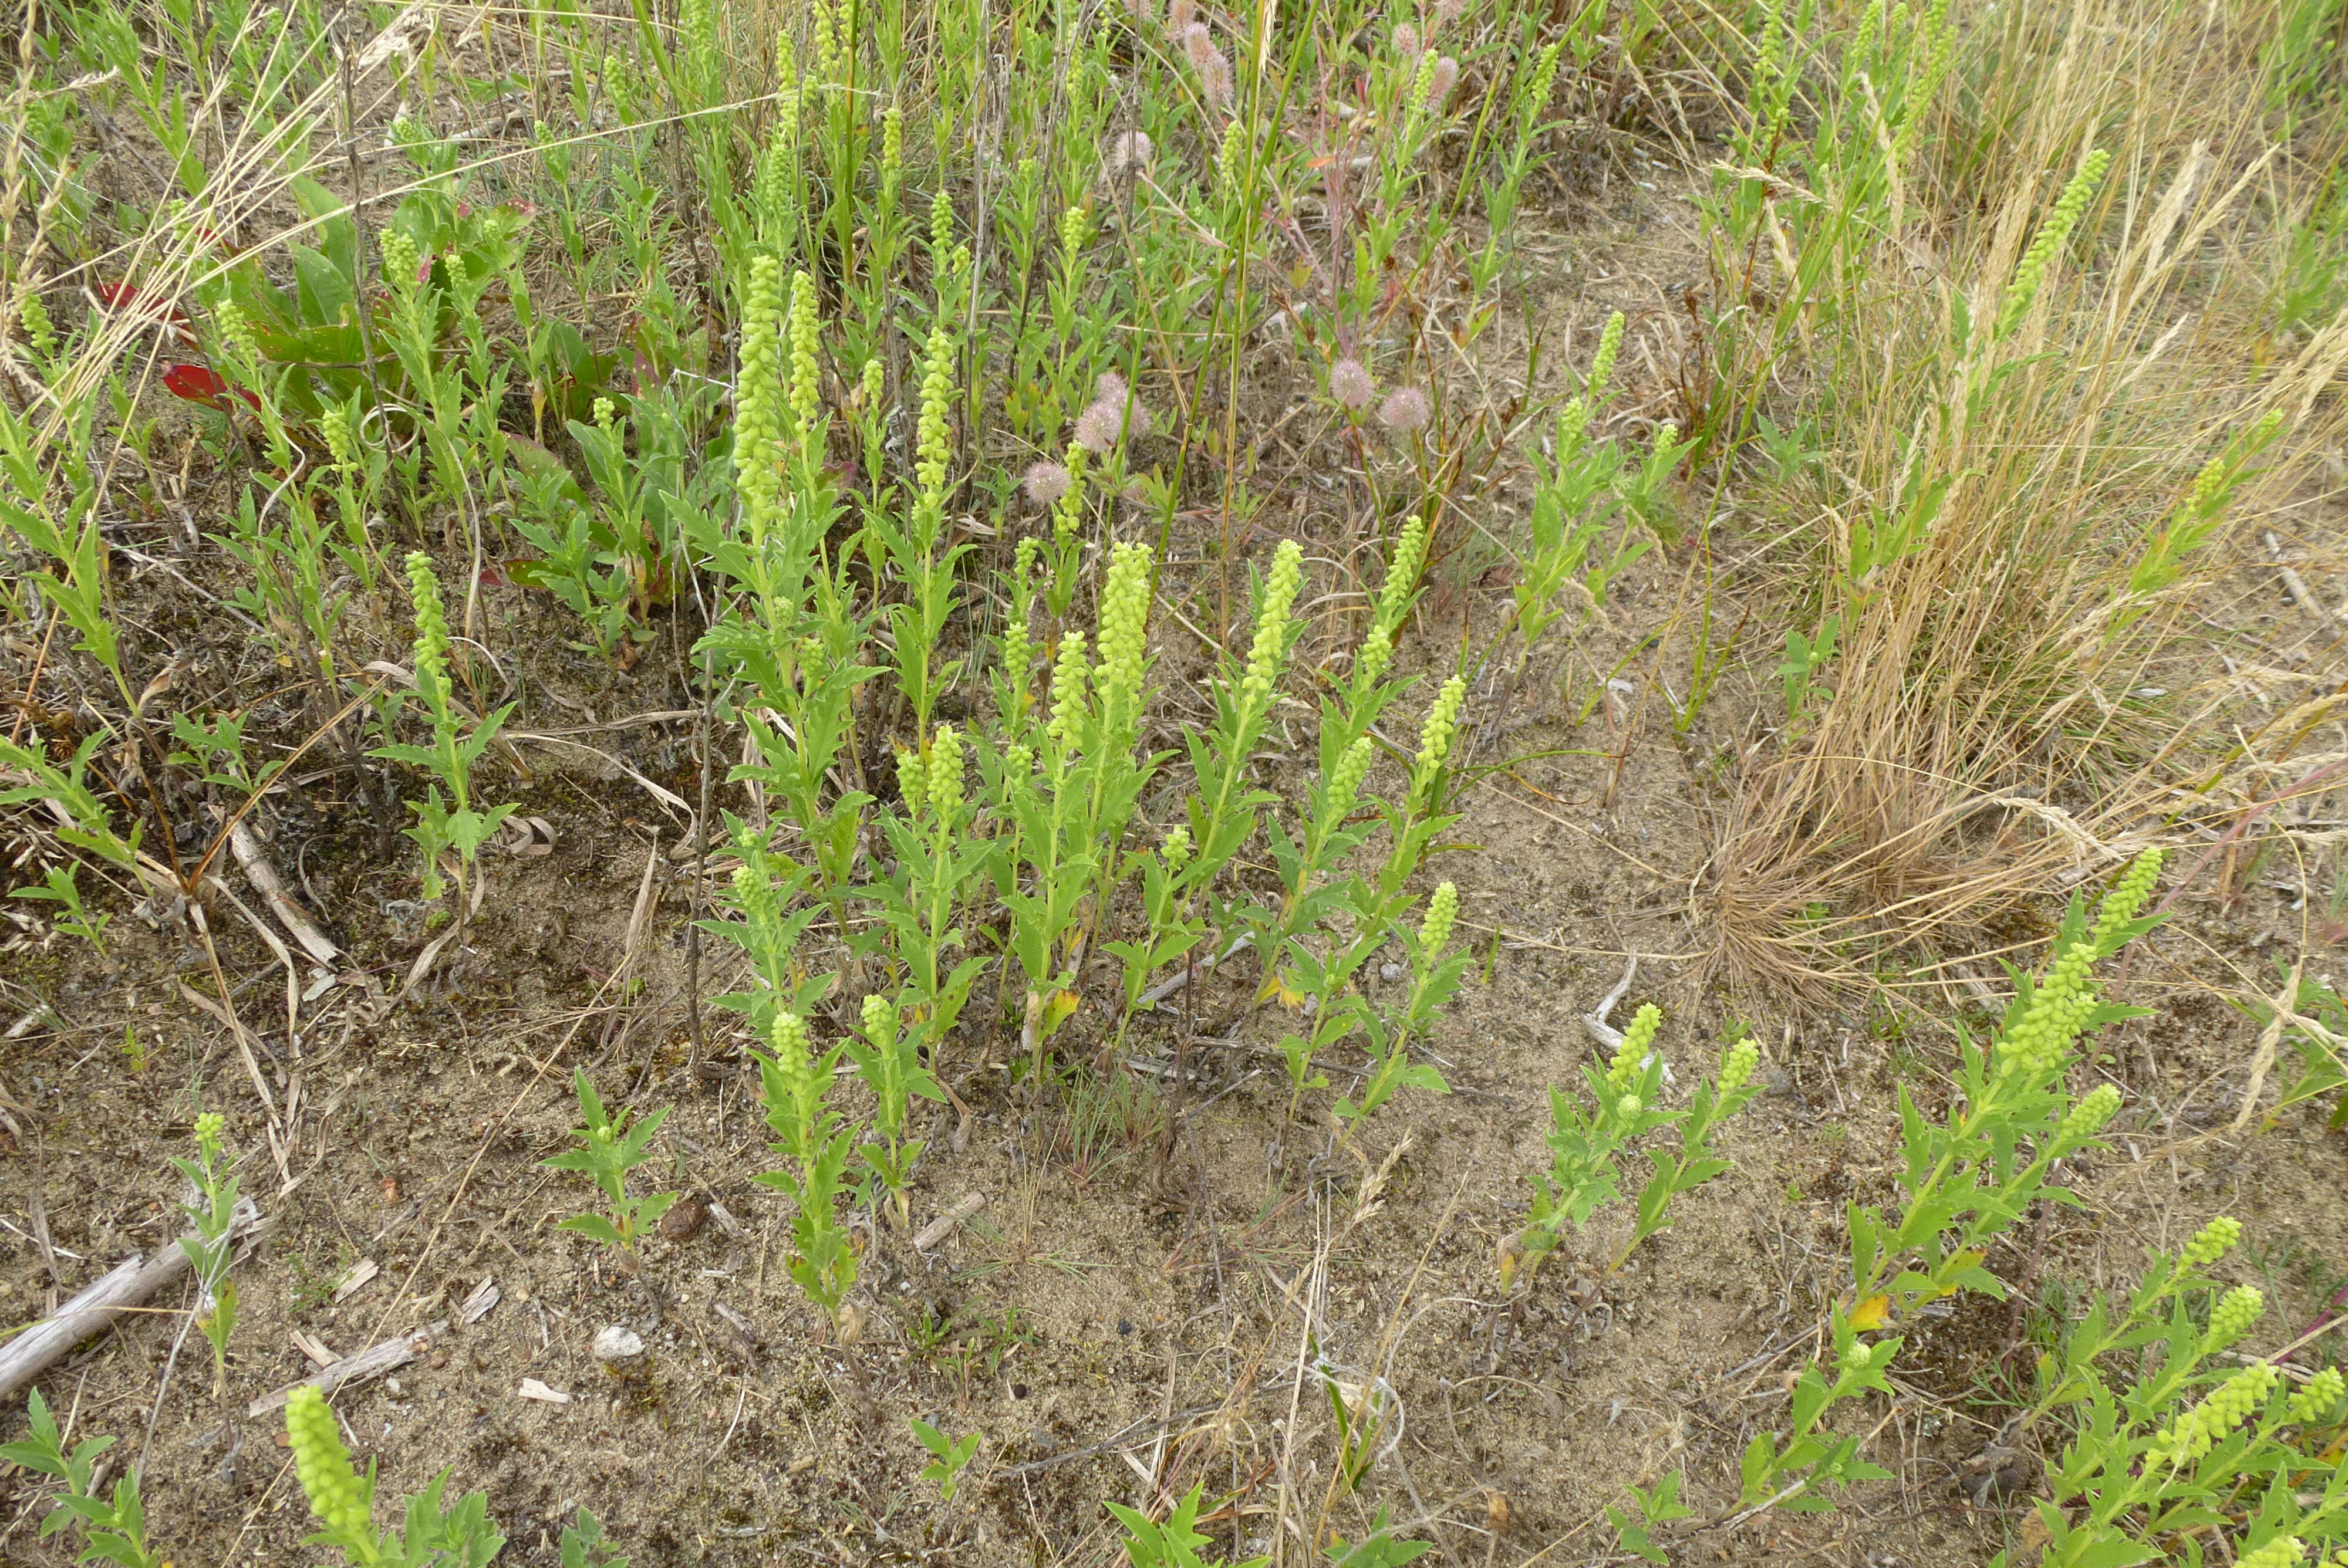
(1379, 962, 1403, 982)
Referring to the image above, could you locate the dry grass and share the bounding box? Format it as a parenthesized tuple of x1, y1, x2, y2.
(1705, 0, 2348, 998)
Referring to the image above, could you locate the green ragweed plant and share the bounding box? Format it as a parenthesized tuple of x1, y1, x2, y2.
(12, 862, 113, 955)
(1106, 1482, 1270, 1568)
(1, 1391, 164, 1568)
(369, 552, 516, 906)
(1995, 1216, 2348, 1567)
(870, 724, 994, 1090)
(172, 1110, 241, 1397)
(845, 991, 944, 1226)
(755, 1010, 860, 1323)
(285, 1384, 504, 1567)
(910, 1417, 982, 1503)
(1506, 1008, 1765, 1288)
(1722, 849, 2168, 1519)
(541, 1070, 680, 1272)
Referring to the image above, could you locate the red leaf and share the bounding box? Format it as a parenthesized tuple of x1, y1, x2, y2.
(163, 363, 230, 403)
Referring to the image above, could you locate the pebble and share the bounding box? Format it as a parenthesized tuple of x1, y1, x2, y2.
(660, 1199, 707, 1242)
(592, 1325, 646, 1366)
(1379, 962, 1403, 982)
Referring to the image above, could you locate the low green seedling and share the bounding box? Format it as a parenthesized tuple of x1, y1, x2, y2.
(542, 1069, 679, 1269)
(0, 1391, 164, 1568)
(910, 1417, 981, 1503)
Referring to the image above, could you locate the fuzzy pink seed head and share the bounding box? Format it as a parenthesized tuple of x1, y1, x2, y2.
(1094, 370, 1129, 404)
(1074, 400, 1123, 454)
(1433, 0, 1463, 28)
(1428, 55, 1459, 105)
(1379, 386, 1431, 431)
(1202, 52, 1234, 106)
(1168, 0, 1195, 31)
(1108, 130, 1155, 173)
(1330, 357, 1377, 409)
(1183, 20, 1215, 63)
(1023, 460, 1072, 506)
(1393, 21, 1419, 57)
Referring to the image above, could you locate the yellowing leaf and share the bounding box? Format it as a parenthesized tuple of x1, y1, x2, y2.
(1038, 988, 1080, 1042)
(1848, 1295, 1891, 1332)
(1267, 972, 1308, 1011)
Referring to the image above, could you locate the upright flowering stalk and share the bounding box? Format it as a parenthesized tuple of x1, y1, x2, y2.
(1736, 850, 2168, 1515)
(369, 552, 516, 904)
(1997, 148, 2112, 339)
(1174, 540, 1304, 922)
(733, 255, 788, 550)
(754, 1010, 859, 1322)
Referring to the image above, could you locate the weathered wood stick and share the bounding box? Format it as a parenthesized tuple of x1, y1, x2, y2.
(0, 1200, 266, 1403)
(247, 1318, 449, 1418)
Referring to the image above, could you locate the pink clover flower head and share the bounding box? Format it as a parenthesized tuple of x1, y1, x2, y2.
(1330, 357, 1377, 409)
(1379, 386, 1431, 431)
(1023, 461, 1072, 506)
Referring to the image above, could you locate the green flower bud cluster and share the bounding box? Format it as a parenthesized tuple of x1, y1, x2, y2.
(862, 991, 898, 1045)
(1998, 148, 2111, 337)
(1607, 1003, 1662, 1094)
(881, 106, 904, 201)
(2238, 1539, 2306, 1568)
(1890, 0, 1956, 164)
(860, 356, 884, 411)
(2288, 1365, 2343, 1424)
(1052, 444, 1090, 548)
(915, 322, 957, 502)
(1588, 310, 1625, 400)
(1048, 631, 1089, 750)
(1718, 1036, 1760, 1097)
(788, 269, 823, 445)
(1412, 672, 1468, 796)
(896, 745, 928, 817)
(1847, 0, 1884, 73)
(379, 228, 421, 293)
(1239, 540, 1304, 714)
(810, 0, 841, 82)
(1060, 204, 1091, 264)
(19, 290, 57, 359)
(2090, 848, 2163, 955)
(1325, 735, 1374, 822)
(1215, 127, 1245, 200)
(930, 188, 955, 266)
(194, 1111, 226, 1155)
(403, 551, 450, 699)
(215, 298, 262, 376)
(926, 724, 965, 822)
(1161, 826, 1193, 871)
(2184, 1216, 2242, 1269)
(1409, 48, 1439, 113)
(1523, 39, 1563, 120)
(731, 859, 781, 942)
(1419, 881, 1459, 955)
(2207, 1285, 2265, 1349)
(1995, 850, 2161, 1089)
(592, 395, 617, 430)
(2151, 1361, 2279, 1469)
(1359, 513, 1428, 684)
(766, 1011, 823, 1150)
(734, 255, 787, 535)
(1097, 541, 1153, 717)
(1553, 396, 1591, 461)
(2057, 1082, 2123, 1144)
(286, 1384, 372, 1543)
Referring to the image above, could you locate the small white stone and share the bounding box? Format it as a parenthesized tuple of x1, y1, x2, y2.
(1379, 962, 1403, 982)
(592, 1325, 645, 1364)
